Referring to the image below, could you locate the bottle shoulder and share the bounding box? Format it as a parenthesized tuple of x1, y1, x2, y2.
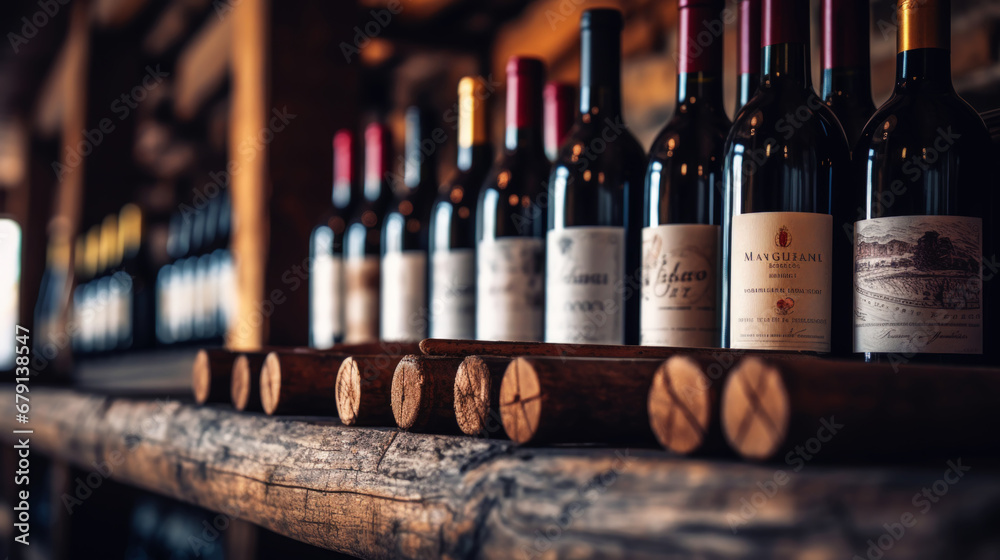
(856, 90, 992, 154)
(648, 108, 731, 164)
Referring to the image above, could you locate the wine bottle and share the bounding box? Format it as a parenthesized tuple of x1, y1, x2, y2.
(310, 129, 354, 349)
(544, 82, 576, 163)
(476, 57, 549, 342)
(429, 78, 492, 340)
(735, 0, 761, 116)
(381, 106, 437, 342)
(820, 0, 876, 146)
(71, 235, 87, 353)
(34, 227, 70, 358)
(117, 203, 154, 350)
(198, 196, 220, 341)
(546, 8, 647, 345)
(853, 0, 994, 362)
(188, 197, 208, 341)
(81, 227, 101, 353)
(344, 122, 392, 343)
(721, 0, 850, 353)
(214, 190, 235, 335)
(0, 217, 21, 369)
(98, 214, 119, 352)
(642, 0, 731, 348)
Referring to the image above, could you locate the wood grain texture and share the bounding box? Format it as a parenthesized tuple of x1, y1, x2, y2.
(231, 353, 267, 411)
(193, 349, 237, 404)
(500, 357, 661, 445)
(6, 388, 1000, 560)
(453, 356, 510, 438)
(260, 352, 345, 416)
(391, 355, 464, 433)
(336, 355, 405, 426)
(721, 356, 1000, 461)
(647, 355, 728, 456)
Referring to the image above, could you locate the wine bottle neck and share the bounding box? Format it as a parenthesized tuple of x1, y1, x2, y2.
(458, 77, 489, 171)
(579, 22, 622, 117)
(735, 73, 759, 113)
(505, 60, 545, 152)
(762, 43, 812, 90)
(676, 72, 725, 109)
(895, 48, 954, 92)
(332, 131, 353, 209)
(821, 67, 873, 102)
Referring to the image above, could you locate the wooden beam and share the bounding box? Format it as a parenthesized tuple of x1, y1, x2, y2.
(228, 0, 269, 350)
(6, 388, 1000, 559)
(175, 15, 233, 121)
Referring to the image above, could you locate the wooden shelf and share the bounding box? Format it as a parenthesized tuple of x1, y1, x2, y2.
(5, 387, 1000, 559)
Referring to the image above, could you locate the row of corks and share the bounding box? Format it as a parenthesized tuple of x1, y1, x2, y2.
(192, 339, 1000, 461)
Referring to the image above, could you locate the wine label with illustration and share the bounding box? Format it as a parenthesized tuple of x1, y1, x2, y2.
(641, 224, 720, 347)
(344, 256, 380, 343)
(310, 251, 344, 349)
(545, 227, 626, 345)
(854, 215, 982, 354)
(730, 212, 832, 352)
(430, 248, 475, 339)
(477, 237, 544, 341)
(381, 251, 428, 342)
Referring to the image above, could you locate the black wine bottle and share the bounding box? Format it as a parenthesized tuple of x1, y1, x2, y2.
(721, 0, 850, 353)
(853, 0, 994, 362)
(117, 203, 154, 351)
(735, 0, 761, 116)
(381, 106, 437, 342)
(429, 78, 492, 340)
(546, 8, 647, 345)
(476, 57, 549, 342)
(642, 0, 730, 348)
(820, 0, 876, 146)
(310, 129, 354, 349)
(344, 122, 392, 343)
(35, 229, 70, 359)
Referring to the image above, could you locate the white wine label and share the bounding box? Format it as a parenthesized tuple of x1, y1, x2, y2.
(641, 224, 720, 347)
(310, 252, 344, 349)
(730, 212, 832, 352)
(430, 249, 475, 339)
(545, 227, 626, 345)
(477, 237, 544, 341)
(854, 215, 982, 354)
(344, 256, 380, 343)
(381, 251, 428, 342)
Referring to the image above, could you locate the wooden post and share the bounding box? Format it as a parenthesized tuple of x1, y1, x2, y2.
(391, 355, 464, 433)
(336, 354, 405, 426)
(453, 356, 510, 437)
(231, 353, 268, 411)
(647, 355, 728, 456)
(260, 352, 345, 416)
(500, 357, 661, 445)
(192, 348, 237, 404)
(721, 356, 1000, 461)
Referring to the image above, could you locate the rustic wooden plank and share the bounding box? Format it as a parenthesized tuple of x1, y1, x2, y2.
(5, 388, 1000, 560)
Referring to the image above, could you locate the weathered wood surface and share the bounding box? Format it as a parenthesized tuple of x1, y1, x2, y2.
(7, 388, 1000, 560)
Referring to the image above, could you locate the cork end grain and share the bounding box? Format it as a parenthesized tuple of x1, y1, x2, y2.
(192, 349, 211, 404)
(499, 357, 542, 444)
(336, 357, 362, 425)
(648, 356, 712, 455)
(391, 355, 425, 430)
(454, 356, 492, 436)
(260, 352, 281, 415)
(231, 355, 252, 411)
(721, 357, 790, 460)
